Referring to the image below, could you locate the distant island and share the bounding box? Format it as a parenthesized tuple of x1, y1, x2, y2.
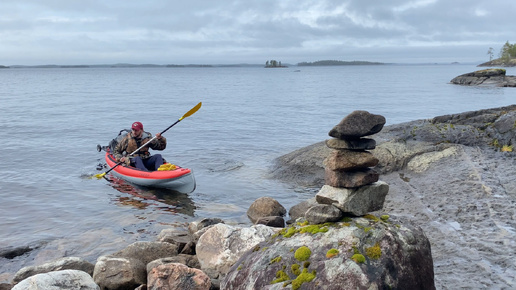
(265, 60, 287, 68)
(298, 60, 384, 66)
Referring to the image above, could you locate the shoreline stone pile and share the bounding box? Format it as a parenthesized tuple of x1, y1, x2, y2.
(300, 110, 390, 223)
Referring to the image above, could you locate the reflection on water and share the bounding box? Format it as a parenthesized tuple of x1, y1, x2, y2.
(106, 176, 196, 217)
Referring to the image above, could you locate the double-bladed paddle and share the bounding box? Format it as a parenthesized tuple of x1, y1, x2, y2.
(94, 102, 202, 179)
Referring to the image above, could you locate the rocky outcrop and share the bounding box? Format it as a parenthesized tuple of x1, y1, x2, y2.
(477, 58, 516, 67)
(270, 104, 516, 186)
(269, 105, 516, 289)
(222, 216, 435, 290)
(450, 68, 516, 87)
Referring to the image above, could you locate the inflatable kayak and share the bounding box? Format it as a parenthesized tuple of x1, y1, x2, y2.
(104, 152, 196, 193)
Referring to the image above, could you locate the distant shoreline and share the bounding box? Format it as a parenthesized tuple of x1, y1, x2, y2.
(1, 61, 482, 69)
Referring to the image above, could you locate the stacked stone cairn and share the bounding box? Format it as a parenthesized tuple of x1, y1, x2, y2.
(305, 110, 390, 224)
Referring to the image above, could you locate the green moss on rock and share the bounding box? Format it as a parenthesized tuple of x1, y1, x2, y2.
(294, 246, 311, 261)
(291, 264, 301, 276)
(380, 215, 390, 222)
(326, 248, 339, 258)
(366, 243, 382, 260)
(292, 268, 316, 290)
(271, 270, 290, 284)
(352, 253, 366, 263)
(270, 256, 282, 264)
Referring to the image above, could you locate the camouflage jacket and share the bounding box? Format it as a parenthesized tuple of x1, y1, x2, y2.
(113, 131, 167, 161)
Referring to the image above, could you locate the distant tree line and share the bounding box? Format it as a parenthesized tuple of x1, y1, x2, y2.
(487, 41, 516, 61)
(265, 60, 287, 68)
(297, 60, 384, 66)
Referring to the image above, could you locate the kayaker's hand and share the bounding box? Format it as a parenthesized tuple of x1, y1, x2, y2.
(156, 133, 162, 139)
(120, 157, 130, 165)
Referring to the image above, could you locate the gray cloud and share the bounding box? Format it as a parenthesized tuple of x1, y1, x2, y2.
(0, 0, 514, 65)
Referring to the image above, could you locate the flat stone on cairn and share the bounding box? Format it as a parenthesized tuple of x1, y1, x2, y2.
(315, 110, 389, 217)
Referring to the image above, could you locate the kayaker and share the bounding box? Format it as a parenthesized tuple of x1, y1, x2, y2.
(114, 121, 167, 171)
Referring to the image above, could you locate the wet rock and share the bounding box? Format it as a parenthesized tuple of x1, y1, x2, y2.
(188, 218, 225, 235)
(246, 197, 286, 223)
(13, 270, 99, 290)
(316, 182, 389, 216)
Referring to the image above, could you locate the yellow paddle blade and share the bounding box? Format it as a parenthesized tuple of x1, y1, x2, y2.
(93, 172, 107, 179)
(179, 102, 202, 121)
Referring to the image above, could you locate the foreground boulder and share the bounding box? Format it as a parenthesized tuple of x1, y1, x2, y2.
(196, 224, 279, 278)
(93, 241, 180, 289)
(12, 270, 98, 290)
(222, 215, 434, 289)
(12, 257, 94, 284)
(147, 263, 210, 290)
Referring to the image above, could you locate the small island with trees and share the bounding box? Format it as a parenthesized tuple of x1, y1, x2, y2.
(265, 60, 287, 68)
(479, 41, 516, 67)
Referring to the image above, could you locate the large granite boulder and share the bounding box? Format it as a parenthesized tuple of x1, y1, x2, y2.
(196, 224, 279, 278)
(12, 257, 94, 284)
(222, 216, 435, 289)
(12, 270, 99, 290)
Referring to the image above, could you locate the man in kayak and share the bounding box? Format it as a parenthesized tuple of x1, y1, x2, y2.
(114, 121, 167, 171)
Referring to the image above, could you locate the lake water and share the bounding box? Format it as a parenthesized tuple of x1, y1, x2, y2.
(1, 64, 516, 280)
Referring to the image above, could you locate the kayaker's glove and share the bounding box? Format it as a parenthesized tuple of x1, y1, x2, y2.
(120, 157, 131, 166)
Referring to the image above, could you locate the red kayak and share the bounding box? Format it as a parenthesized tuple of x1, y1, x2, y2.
(105, 153, 196, 193)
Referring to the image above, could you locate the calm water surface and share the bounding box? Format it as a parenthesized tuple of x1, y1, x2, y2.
(1, 64, 516, 279)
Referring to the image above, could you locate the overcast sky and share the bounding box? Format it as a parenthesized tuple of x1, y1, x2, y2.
(1, 0, 514, 65)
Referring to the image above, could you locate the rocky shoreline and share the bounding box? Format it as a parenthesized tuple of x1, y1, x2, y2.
(2, 105, 516, 289)
(270, 104, 516, 289)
